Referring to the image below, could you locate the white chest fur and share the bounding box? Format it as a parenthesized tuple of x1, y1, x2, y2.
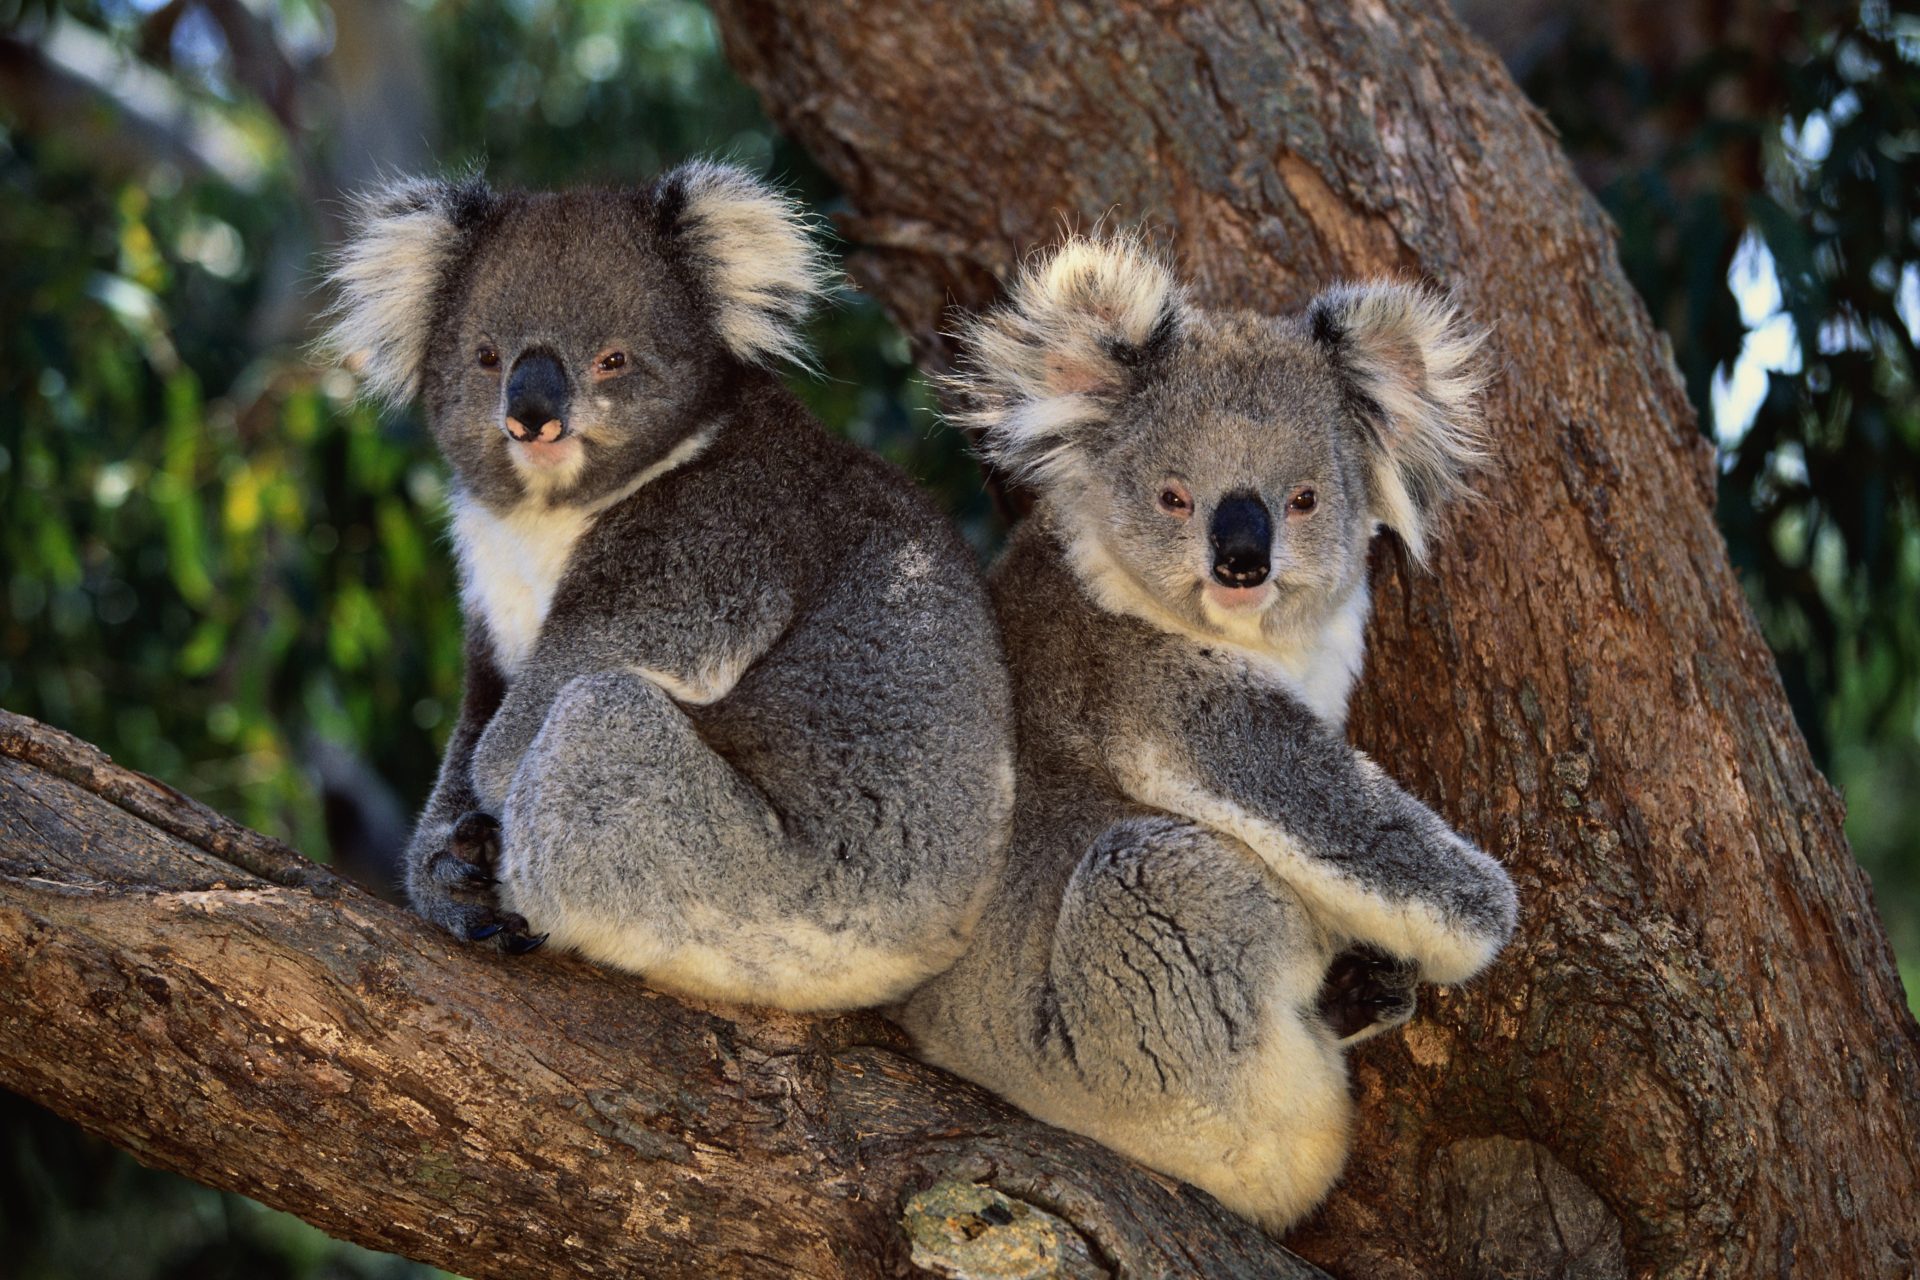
(1234, 584, 1369, 728)
(450, 493, 595, 676)
(447, 427, 720, 677)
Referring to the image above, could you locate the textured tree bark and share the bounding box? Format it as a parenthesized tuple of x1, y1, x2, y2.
(708, 3, 1920, 1278)
(0, 709, 1328, 1279)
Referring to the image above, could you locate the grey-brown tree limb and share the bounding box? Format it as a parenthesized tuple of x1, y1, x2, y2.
(701, 2, 1920, 1278)
(0, 708, 1329, 1279)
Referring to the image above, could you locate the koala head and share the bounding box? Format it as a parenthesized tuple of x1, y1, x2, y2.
(321, 161, 833, 511)
(951, 236, 1486, 651)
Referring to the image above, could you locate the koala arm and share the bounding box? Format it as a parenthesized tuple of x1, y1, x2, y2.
(1105, 674, 1517, 984)
(404, 622, 510, 929)
(409, 623, 507, 847)
(467, 580, 795, 812)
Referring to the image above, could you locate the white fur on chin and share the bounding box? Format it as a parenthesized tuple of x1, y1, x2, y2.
(509, 435, 586, 486)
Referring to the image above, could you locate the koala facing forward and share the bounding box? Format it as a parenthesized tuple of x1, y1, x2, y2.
(325, 163, 1014, 1012)
(897, 239, 1518, 1230)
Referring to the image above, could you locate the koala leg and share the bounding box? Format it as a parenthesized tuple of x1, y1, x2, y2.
(494, 669, 949, 1011)
(1035, 815, 1355, 1232)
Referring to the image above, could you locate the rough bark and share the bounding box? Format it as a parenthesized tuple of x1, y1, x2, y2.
(0, 709, 1328, 1279)
(707, 4, 1920, 1278)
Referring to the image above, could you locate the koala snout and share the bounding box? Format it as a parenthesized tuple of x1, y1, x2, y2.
(1209, 492, 1272, 588)
(505, 349, 571, 444)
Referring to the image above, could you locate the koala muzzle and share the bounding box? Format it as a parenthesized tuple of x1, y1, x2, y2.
(505, 349, 571, 444)
(1210, 492, 1272, 588)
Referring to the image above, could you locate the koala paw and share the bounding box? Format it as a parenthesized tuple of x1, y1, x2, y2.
(415, 812, 548, 956)
(1318, 944, 1418, 1045)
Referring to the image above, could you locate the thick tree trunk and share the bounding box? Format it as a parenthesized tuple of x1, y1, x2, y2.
(708, 3, 1920, 1278)
(0, 709, 1328, 1279)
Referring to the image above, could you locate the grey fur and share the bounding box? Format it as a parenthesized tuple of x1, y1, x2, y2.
(324, 162, 1014, 1012)
(899, 238, 1516, 1232)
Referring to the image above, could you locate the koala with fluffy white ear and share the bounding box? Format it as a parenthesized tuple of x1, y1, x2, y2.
(895, 238, 1518, 1231)
(321, 161, 1014, 1012)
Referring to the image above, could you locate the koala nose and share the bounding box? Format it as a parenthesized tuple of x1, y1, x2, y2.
(505, 349, 570, 444)
(1210, 492, 1272, 588)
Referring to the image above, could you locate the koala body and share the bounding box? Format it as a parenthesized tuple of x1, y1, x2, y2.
(325, 163, 1014, 1012)
(897, 240, 1518, 1230)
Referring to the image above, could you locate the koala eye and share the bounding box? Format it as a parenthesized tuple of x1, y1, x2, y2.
(593, 349, 628, 378)
(1157, 482, 1193, 519)
(1289, 488, 1318, 514)
(475, 344, 501, 370)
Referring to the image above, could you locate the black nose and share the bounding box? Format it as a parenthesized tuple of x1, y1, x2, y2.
(505, 349, 570, 443)
(1210, 492, 1271, 588)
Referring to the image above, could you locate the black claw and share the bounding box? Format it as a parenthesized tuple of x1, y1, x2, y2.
(467, 923, 505, 941)
(458, 864, 499, 886)
(504, 932, 548, 955)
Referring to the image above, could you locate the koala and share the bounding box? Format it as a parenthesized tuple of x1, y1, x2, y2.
(895, 238, 1518, 1231)
(321, 161, 1015, 1013)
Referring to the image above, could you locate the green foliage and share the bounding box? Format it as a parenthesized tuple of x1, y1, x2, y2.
(0, 1092, 441, 1280)
(0, 127, 465, 854)
(1745, 15, 1920, 967)
(1728, 9, 1920, 759)
(423, 0, 766, 185)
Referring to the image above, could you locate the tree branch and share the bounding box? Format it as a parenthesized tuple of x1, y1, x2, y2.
(0, 709, 1326, 1279)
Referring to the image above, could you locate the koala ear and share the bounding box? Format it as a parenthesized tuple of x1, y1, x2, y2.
(949, 235, 1185, 485)
(321, 175, 495, 409)
(1307, 282, 1488, 564)
(654, 161, 836, 371)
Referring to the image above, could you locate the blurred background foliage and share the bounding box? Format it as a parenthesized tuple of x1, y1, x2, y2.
(0, 0, 1914, 1274)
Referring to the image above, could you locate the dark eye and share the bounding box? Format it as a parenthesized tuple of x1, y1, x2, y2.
(1289, 488, 1317, 513)
(476, 344, 500, 370)
(1157, 483, 1192, 517)
(595, 350, 627, 374)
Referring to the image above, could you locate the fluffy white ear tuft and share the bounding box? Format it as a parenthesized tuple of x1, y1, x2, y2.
(666, 161, 836, 371)
(1308, 282, 1489, 564)
(320, 176, 491, 410)
(948, 234, 1185, 486)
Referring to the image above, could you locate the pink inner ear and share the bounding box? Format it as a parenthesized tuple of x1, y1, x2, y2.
(1365, 327, 1429, 399)
(1046, 350, 1113, 396)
